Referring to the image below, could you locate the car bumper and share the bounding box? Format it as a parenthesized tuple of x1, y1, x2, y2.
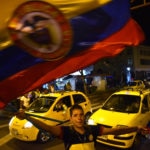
(96, 133, 136, 149)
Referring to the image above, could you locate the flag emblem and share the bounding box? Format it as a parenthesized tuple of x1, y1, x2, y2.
(8, 1, 72, 60)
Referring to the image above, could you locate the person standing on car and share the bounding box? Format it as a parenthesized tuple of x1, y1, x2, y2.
(16, 104, 147, 150)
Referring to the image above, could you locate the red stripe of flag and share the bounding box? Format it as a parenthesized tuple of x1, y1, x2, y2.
(0, 18, 145, 108)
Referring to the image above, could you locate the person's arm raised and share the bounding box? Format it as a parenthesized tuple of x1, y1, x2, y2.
(101, 126, 145, 135)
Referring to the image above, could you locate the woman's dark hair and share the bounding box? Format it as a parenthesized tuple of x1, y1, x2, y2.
(70, 104, 83, 116)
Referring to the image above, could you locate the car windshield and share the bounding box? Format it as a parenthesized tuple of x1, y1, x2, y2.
(102, 94, 141, 113)
(26, 96, 56, 113)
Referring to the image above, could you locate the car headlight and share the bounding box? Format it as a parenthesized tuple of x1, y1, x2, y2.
(88, 118, 96, 125)
(23, 121, 33, 129)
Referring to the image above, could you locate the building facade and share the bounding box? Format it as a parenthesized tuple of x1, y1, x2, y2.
(133, 45, 150, 79)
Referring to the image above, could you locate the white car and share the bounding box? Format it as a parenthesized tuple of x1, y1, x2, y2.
(9, 91, 92, 143)
(88, 89, 150, 149)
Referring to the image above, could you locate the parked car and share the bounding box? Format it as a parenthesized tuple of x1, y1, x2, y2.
(9, 91, 92, 143)
(88, 88, 150, 149)
(123, 80, 145, 90)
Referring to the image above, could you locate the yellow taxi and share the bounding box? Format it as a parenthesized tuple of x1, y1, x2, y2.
(88, 88, 150, 149)
(9, 91, 92, 143)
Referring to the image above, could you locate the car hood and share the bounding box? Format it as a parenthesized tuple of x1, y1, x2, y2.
(90, 108, 138, 126)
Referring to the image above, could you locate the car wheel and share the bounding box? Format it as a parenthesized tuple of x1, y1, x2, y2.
(84, 112, 92, 124)
(37, 130, 54, 143)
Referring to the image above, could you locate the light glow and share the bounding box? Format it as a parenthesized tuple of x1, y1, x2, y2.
(24, 121, 33, 129)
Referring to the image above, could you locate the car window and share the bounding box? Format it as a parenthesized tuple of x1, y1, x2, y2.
(73, 94, 86, 104)
(27, 96, 56, 112)
(60, 96, 72, 107)
(53, 96, 72, 112)
(102, 94, 140, 113)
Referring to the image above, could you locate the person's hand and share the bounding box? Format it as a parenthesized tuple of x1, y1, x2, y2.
(15, 109, 26, 120)
(138, 126, 150, 135)
(141, 128, 150, 135)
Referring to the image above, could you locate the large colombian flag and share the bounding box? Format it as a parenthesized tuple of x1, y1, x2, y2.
(0, 0, 145, 108)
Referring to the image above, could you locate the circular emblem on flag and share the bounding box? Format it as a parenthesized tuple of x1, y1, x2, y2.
(8, 1, 72, 60)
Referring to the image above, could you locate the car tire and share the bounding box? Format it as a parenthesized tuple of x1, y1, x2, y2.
(37, 130, 54, 143)
(84, 112, 92, 124)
